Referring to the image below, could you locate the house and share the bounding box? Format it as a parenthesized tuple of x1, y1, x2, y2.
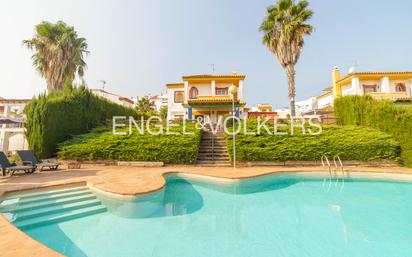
(332, 67, 412, 100)
(248, 103, 276, 120)
(166, 73, 246, 123)
(302, 67, 412, 114)
(91, 89, 134, 108)
(251, 103, 273, 112)
(295, 97, 317, 115)
(147, 93, 168, 112)
(0, 98, 30, 154)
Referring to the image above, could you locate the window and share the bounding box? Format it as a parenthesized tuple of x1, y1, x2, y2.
(189, 87, 199, 99)
(395, 83, 406, 92)
(216, 87, 228, 95)
(174, 91, 184, 103)
(363, 84, 377, 94)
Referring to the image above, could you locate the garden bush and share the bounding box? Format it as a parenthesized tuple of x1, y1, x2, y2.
(225, 121, 400, 161)
(24, 86, 140, 158)
(58, 123, 201, 163)
(335, 95, 412, 166)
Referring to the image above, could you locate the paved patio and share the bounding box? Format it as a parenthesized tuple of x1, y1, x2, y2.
(1, 164, 412, 257)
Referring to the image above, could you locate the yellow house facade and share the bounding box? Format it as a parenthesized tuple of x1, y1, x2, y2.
(315, 68, 412, 111)
(166, 73, 246, 123)
(332, 68, 412, 100)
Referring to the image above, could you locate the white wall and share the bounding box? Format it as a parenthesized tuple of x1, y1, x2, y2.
(317, 94, 333, 109)
(8, 133, 28, 152)
(167, 88, 185, 120)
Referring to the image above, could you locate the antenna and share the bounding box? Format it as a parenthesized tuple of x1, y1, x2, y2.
(210, 64, 215, 74)
(99, 80, 107, 90)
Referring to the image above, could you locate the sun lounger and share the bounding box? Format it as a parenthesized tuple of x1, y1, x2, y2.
(16, 150, 60, 171)
(0, 151, 36, 176)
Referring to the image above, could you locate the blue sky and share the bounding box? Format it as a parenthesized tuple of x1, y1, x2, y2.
(1, 0, 411, 108)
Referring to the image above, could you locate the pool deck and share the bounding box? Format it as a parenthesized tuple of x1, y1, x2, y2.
(1, 164, 412, 257)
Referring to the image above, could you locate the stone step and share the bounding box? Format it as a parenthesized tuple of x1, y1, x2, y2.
(198, 153, 229, 157)
(198, 153, 228, 157)
(199, 146, 227, 149)
(198, 155, 227, 158)
(196, 160, 231, 165)
(195, 163, 232, 167)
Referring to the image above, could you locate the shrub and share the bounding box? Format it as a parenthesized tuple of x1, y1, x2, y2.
(335, 96, 412, 166)
(57, 123, 201, 163)
(24, 87, 140, 158)
(225, 122, 400, 161)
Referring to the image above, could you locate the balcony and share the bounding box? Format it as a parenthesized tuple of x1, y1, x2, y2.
(188, 95, 239, 105)
(367, 92, 408, 100)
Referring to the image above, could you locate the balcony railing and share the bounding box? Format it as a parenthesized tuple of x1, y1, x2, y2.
(367, 92, 408, 100)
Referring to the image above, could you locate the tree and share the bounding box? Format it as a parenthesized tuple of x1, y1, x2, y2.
(23, 21, 88, 91)
(259, 0, 313, 116)
(135, 97, 155, 115)
(159, 106, 168, 120)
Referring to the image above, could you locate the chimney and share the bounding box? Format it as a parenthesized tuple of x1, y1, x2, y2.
(332, 67, 342, 98)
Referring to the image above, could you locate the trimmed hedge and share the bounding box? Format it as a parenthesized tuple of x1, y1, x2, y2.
(24, 87, 139, 158)
(57, 123, 201, 163)
(335, 95, 412, 166)
(225, 122, 400, 161)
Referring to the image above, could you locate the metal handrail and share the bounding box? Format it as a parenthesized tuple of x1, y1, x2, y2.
(321, 155, 332, 181)
(211, 131, 215, 161)
(333, 155, 344, 178)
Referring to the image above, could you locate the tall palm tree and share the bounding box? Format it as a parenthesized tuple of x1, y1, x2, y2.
(24, 21, 88, 91)
(260, 0, 313, 116)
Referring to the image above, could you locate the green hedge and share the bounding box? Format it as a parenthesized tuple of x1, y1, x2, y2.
(335, 95, 412, 166)
(225, 122, 400, 161)
(57, 123, 201, 163)
(24, 87, 139, 158)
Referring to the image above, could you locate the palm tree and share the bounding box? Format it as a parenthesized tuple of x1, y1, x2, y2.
(23, 21, 88, 91)
(135, 97, 155, 115)
(259, 0, 313, 116)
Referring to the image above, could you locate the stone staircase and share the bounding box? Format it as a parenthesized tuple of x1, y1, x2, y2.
(196, 130, 231, 166)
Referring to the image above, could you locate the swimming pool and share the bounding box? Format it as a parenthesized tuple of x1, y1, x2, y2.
(2, 173, 412, 257)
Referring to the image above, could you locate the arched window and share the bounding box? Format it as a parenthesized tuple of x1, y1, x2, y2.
(189, 87, 199, 99)
(395, 83, 406, 92)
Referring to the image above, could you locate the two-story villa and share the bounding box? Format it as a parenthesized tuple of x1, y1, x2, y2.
(314, 67, 412, 111)
(166, 73, 246, 123)
(331, 67, 412, 99)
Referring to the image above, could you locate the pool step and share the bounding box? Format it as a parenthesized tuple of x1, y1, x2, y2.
(13, 205, 107, 230)
(0, 186, 107, 230)
(1, 186, 88, 201)
(0, 189, 92, 209)
(11, 194, 97, 213)
(13, 199, 102, 222)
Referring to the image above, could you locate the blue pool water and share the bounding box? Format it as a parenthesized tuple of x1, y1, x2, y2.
(4, 174, 412, 257)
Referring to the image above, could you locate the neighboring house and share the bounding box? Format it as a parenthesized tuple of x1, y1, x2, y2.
(146, 93, 168, 112)
(91, 89, 134, 108)
(166, 73, 246, 123)
(332, 67, 412, 100)
(302, 67, 412, 114)
(273, 108, 290, 118)
(251, 103, 273, 112)
(295, 97, 317, 115)
(0, 98, 30, 154)
(248, 103, 276, 120)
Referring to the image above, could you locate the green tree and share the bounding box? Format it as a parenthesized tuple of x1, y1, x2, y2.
(135, 97, 155, 115)
(159, 106, 168, 120)
(259, 0, 313, 116)
(23, 21, 88, 91)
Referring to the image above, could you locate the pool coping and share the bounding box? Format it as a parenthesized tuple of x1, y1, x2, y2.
(1, 165, 412, 257)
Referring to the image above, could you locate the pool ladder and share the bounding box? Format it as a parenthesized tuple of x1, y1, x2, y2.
(321, 155, 347, 189)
